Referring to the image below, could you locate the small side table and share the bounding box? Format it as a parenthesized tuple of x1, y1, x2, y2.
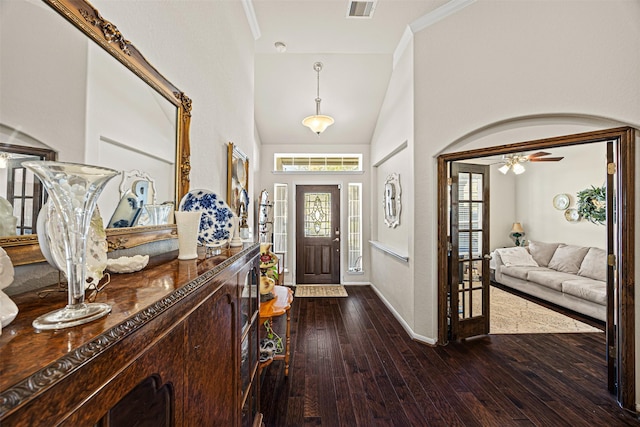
(259, 285, 294, 376)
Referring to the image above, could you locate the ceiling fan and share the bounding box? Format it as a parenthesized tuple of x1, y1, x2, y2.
(498, 151, 564, 175)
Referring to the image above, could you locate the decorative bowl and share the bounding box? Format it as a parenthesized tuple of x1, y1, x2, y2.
(106, 255, 150, 274)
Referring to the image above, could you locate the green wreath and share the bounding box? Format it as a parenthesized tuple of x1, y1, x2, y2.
(576, 185, 606, 225)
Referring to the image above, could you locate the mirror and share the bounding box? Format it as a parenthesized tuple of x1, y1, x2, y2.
(0, 142, 57, 237)
(0, 0, 192, 265)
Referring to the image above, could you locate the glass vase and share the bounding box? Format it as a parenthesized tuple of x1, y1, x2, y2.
(23, 161, 119, 330)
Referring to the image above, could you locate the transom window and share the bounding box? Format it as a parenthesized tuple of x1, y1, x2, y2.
(274, 154, 362, 172)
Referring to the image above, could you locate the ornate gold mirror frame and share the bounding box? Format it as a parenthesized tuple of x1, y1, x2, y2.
(3, 0, 191, 266)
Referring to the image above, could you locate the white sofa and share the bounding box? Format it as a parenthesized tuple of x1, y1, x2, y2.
(492, 241, 607, 321)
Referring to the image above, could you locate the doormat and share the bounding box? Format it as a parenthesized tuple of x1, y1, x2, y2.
(295, 285, 348, 298)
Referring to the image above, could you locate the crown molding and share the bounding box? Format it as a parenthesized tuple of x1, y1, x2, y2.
(410, 0, 476, 33)
(393, 0, 476, 69)
(241, 0, 261, 40)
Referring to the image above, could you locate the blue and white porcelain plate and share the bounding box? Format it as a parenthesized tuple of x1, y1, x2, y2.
(240, 188, 250, 212)
(178, 189, 235, 246)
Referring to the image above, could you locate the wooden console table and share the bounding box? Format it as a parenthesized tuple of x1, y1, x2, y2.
(0, 244, 261, 426)
(259, 285, 293, 376)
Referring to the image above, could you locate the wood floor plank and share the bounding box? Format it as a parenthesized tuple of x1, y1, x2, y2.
(260, 285, 640, 427)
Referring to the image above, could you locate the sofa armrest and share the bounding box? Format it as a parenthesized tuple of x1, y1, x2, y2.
(492, 250, 505, 281)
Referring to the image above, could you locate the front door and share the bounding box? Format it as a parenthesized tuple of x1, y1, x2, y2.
(295, 185, 340, 284)
(449, 163, 491, 340)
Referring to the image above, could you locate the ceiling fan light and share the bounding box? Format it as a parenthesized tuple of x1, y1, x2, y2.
(302, 114, 334, 135)
(513, 163, 526, 174)
(498, 164, 510, 174)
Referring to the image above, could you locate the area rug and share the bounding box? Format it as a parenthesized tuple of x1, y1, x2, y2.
(295, 285, 348, 297)
(490, 287, 602, 334)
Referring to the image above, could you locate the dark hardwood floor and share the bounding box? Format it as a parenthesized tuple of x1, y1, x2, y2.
(259, 285, 639, 426)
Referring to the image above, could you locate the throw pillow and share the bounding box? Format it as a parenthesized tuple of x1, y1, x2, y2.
(548, 245, 590, 274)
(528, 240, 561, 267)
(495, 247, 539, 267)
(577, 247, 607, 281)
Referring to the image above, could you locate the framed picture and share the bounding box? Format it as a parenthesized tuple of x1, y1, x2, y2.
(227, 142, 249, 216)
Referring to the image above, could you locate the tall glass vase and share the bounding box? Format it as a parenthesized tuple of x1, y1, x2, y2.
(23, 161, 119, 330)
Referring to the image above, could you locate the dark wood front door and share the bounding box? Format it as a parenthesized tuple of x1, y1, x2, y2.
(449, 162, 491, 340)
(296, 185, 340, 284)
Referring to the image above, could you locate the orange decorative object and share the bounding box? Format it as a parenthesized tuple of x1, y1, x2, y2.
(259, 242, 278, 269)
(259, 275, 275, 296)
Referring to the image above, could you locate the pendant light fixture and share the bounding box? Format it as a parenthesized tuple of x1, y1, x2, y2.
(302, 62, 334, 135)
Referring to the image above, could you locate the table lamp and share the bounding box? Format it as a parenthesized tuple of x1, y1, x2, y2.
(510, 222, 525, 246)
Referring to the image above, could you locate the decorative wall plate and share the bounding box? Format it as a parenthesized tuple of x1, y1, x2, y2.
(553, 193, 570, 210)
(37, 201, 108, 288)
(179, 189, 235, 246)
(237, 158, 247, 188)
(564, 208, 580, 223)
(108, 189, 142, 228)
(240, 188, 250, 211)
(383, 173, 402, 228)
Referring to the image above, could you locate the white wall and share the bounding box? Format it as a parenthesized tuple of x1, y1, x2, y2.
(369, 37, 418, 339)
(258, 144, 371, 286)
(513, 143, 607, 248)
(489, 165, 516, 250)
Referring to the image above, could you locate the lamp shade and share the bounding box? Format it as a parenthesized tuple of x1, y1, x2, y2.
(511, 222, 524, 233)
(302, 114, 334, 135)
(512, 163, 526, 174)
(302, 62, 334, 135)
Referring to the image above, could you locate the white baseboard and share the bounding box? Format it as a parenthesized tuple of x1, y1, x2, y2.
(368, 283, 437, 346)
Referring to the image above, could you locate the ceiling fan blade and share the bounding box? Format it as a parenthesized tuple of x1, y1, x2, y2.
(526, 151, 552, 159)
(529, 157, 564, 162)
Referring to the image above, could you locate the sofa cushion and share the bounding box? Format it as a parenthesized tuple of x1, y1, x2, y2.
(578, 247, 607, 282)
(527, 270, 581, 291)
(562, 278, 607, 305)
(548, 245, 590, 274)
(500, 265, 547, 281)
(528, 241, 561, 267)
(495, 247, 538, 267)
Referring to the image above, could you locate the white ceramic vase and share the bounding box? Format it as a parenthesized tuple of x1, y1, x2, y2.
(175, 210, 202, 260)
(229, 214, 243, 247)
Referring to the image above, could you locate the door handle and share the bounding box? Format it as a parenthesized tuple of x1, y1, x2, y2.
(332, 238, 339, 242)
(483, 253, 492, 260)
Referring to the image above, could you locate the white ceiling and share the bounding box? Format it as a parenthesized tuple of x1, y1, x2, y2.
(252, 1, 447, 145)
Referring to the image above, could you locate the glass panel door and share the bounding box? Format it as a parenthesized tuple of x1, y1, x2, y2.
(450, 163, 490, 339)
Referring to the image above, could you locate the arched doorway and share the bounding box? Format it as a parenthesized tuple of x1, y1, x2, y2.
(437, 127, 635, 410)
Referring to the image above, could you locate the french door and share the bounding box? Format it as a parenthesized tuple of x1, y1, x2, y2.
(6, 161, 43, 235)
(295, 185, 340, 284)
(449, 163, 491, 340)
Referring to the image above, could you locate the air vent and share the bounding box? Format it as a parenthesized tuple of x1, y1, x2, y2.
(347, 1, 377, 18)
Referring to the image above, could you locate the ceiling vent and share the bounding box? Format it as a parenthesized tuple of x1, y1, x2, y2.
(347, 1, 377, 19)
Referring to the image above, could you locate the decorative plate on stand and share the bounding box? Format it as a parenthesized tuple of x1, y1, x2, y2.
(179, 189, 235, 247)
(37, 201, 108, 288)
